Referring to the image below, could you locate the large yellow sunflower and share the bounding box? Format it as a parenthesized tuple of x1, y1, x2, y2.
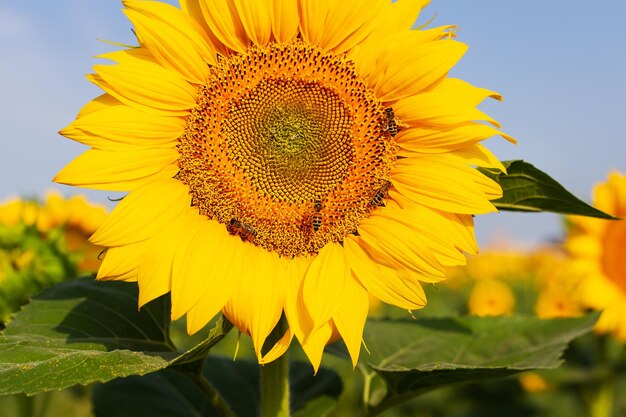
(55, 0, 513, 369)
(566, 172, 626, 340)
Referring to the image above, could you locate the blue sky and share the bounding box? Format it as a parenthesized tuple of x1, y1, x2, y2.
(1, 0, 624, 247)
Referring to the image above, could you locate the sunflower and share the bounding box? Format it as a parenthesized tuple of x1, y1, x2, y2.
(36, 192, 108, 272)
(55, 0, 512, 369)
(467, 278, 515, 317)
(0, 193, 107, 321)
(565, 172, 626, 340)
(532, 248, 584, 319)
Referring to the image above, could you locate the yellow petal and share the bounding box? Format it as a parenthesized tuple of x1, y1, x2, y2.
(233, 0, 272, 46)
(89, 55, 197, 116)
(332, 276, 368, 367)
(97, 242, 147, 281)
(136, 209, 198, 308)
(260, 328, 294, 365)
(390, 192, 479, 256)
(54, 147, 179, 191)
(594, 172, 626, 216)
(172, 219, 236, 323)
(397, 123, 515, 154)
(394, 91, 499, 129)
(369, 34, 467, 101)
(301, 321, 334, 373)
(184, 231, 244, 334)
(344, 236, 427, 310)
(358, 208, 446, 279)
(90, 179, 190, 246)
(371, 206, 469, 266)
(123, 0, 216, 83)
(196, 0, 249, 53)
(373, 0, 430, 37)
(109, 269, 139, 282)
(61, 103, 185, 150)
(302, 242, 349, 331)
(76, 94, 121, 118)
(284, 255, 314, 344)
(391, 154, 501, 214)
(223, 244, 287, 360)
(180, 0, 230, 56)
(451, 143, 507, 172)
(318, 0, 385, 54)
(434, 78, 502, 106)
(565, 235, 602, 259)
(270, 0, 299, 43)
(297, 0, 329, 47)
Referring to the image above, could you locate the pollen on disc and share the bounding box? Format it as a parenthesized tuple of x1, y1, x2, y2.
(178, 42, 396, 257)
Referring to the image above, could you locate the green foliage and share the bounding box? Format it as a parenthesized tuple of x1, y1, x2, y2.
(353, 314, 598, 415)
(92, 358, 342, 417)
(171, 315, 234, 366)
(479, 160, 616, 219)
(0, 159, 616, 415)
(0, 278, 177, 395)
(0, 276, 599, 417)
(0, 223, 78, 324)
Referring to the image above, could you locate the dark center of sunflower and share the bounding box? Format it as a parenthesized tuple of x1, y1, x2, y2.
(223, 79, 353, 202)
(178, 42, 396, 257)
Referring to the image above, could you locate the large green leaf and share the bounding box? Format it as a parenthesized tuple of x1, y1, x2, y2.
(92, 357, 342, 417)
(0, 278, 178, 395)
(0, 278, 230, 396)
(359, 314, 597, 416)
(479, 160, 616, 219)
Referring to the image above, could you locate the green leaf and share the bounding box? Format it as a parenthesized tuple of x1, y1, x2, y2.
(170, 316, 234, 366)
(360, 314, 597, 415)
(292, 396, 337, 417)
(92, 358, 342, 417)
(0, 277, 178, 395)
(479, 160, 616, 219)
(0, 277, 238, 396)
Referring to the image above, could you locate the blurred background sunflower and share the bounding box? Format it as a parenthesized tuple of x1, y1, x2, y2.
(0, 192, 106, 325)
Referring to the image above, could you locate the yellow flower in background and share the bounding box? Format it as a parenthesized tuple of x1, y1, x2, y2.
(0, 193, 107, 273)
(518, 372, 550, 393)
(445, 249, 531, 288)
(55, 0, 512, 369)
(532, 248, 584, 319)
(445, 248, 526, 316)
(468, 279, 515, 317)
(0, 199, 39, 227)
(566, 172, 626, 340)
(38, 192, 108, 272)
(0, 193, 108, 322)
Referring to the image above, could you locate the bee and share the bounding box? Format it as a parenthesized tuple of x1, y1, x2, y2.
(310, 199, 323, 232)
(383, 107, 399, 137)
(370, 181, 391, 207)
(226, 218, 257, 242)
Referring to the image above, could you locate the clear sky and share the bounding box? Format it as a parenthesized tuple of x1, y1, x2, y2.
(1, 0, 624, 248)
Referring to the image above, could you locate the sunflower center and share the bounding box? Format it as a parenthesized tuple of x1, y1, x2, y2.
(223, 79, 353, 202)
(178, 42, 396, 257)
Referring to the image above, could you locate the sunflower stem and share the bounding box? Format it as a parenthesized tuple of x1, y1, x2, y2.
(192, 361, 236, 417)
(261, 318, 290, 417)
(587, 335, 615, 417)
(15, 394, 34, 417)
